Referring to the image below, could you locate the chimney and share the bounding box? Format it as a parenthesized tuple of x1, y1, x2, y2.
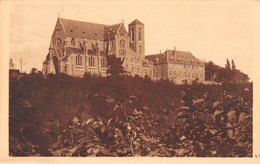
(174, 46, 176, 52)
(160, 50, 161, 54)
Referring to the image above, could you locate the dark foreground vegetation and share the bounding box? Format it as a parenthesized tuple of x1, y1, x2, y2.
(9, 72, 252, 157)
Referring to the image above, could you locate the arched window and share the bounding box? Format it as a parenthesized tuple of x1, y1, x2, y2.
(76, 54, 82, 66)
(101, 57, 106, 68)
(138, 28, 141, 41)
(89, 56, 95, 67)
(71, 38, 75, 46)
(89, 56, 92, 67)
(139, 45, 142, 54)
(131, 28, 134, 41)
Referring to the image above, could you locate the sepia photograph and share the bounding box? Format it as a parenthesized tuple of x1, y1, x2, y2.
(1, 0, 260, 162)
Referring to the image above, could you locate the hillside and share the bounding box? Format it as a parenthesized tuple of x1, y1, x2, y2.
(9, 73, 253, 157)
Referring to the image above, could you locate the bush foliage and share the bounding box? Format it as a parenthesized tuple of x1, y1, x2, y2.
(9, 72, 253, 157)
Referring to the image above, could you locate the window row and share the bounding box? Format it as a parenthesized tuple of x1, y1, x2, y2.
(119, 49, 126, 56)
(88, 56, 107, 68)
(119, 28, 126, 36)
(170, 64, 204, 70)
(169, 71, 204, 78)
(130, 28, 142, 41)
(70, 38, 111, 50)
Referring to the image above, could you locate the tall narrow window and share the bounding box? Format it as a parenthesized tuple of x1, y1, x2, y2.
(76, 55, 82, 66)
(138, 28, 141, 41)
(80, 56, 82, 65)
(139, 45, 142, 54)
(131, 28, 134, 41)
(88, 56, 95, 67)
(104, 41, 107, 50)
(101, 57, 106, 68)
(101, 58, 103, 68)
(71, 38, 75, 46)
(110, 40, 113, 48)
(89, 56, 92, 67)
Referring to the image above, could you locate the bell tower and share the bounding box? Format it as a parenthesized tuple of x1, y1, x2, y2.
(128, 19, 145, 60)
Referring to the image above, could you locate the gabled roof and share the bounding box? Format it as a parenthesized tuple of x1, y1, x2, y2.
(67, 47, 84, 54)
(59, 18, 122, 40)
(145, 50, 204, 66)
(104, 23, 122, 40)
(59, 18, 107, 40)
(87, 49, 107, 56)
(142, 60, 153, 67)
(128, 19, 144, 26)
(145, 53, 167, 64)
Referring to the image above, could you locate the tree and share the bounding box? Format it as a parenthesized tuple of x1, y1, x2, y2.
(205, 61, 220, 81)
(106, 55, 125, 76)
(231, 69, 249, 83)
(225, 59, 231, 70)
(231, 59, 236, 70)
(216, 67, 231, 82)
(30, 68, 38, 74)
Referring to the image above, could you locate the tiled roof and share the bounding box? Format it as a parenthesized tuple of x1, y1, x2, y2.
(100, 51, 106, 56)
(142, 60, 153, 67)
(145, 53, 167, 64)
(104, 23, 121, 40)
(87, 49, 106, 56)
(60, 18, 107, 40)
(129, 19, 144, 26)
(145, 50, 204, 66)
(59, 18, 122, 40)
(87, 49, 96, 55)
(67, 47, 84, 54)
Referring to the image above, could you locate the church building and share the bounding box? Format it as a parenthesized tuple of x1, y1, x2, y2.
(42, 17, 205, 84)
(42, 18, 153, 78)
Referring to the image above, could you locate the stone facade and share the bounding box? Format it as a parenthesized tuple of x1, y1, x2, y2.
(42, 17, 204, 83)
(145, 49, 205, 84)
(42, 18, 153, 78)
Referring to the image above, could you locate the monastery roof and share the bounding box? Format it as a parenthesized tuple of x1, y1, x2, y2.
(129, 19, 144, 26)
(104, 23, 122, 40)
(60, 18, 106, 40)
(145, 50, 204, 66)
(145, 53, 167, 63)
(59, 18, 122, 40)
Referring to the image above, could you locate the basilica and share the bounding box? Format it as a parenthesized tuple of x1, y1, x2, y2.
(43, 17, 205, 84)
(42, 18, 153, 78)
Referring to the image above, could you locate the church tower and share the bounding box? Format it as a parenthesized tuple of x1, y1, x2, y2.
(128, 19, 145, 60)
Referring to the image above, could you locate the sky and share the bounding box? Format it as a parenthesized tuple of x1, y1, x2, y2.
(6, 0, 258, 79)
